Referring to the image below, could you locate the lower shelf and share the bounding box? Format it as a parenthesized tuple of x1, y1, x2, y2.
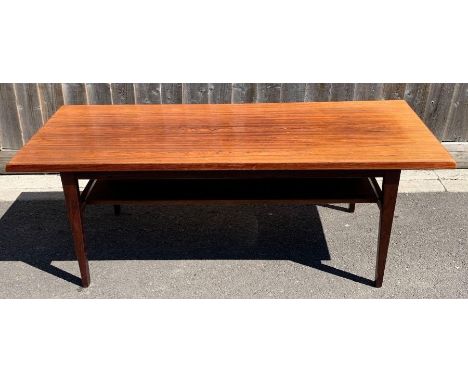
(82, 177, 380, 206)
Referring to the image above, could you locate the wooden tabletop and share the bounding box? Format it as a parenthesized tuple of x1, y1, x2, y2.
(6, 100, 456, 172)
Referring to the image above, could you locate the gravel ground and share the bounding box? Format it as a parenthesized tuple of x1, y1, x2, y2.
(0, 191, 466, 298)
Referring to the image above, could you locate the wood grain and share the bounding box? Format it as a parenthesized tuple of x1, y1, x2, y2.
(383, 84, 406, 100)
(330, 84, 355, 101)
(6, 101, 455, 173)
(134, 84, 162, 104)
(232, 84, 256, 103)
(111, 83, 135, 104)
(280, 84, 306, 102)
(182, 84, 209, 104)
(62, 83, 87, 105)
(423, 83, 457, 138)
(14, 83, 43, 142)
(161, 83, 182, 104)
(304, 84, 332, 101)
(354, 84, 384, 100)
(38, 84, 64, 122)
(86, 83, 112, 104)
(443, 84, 468, 141)
(404, 83, 430, 117)
(208, 84, 232, 104)
(0, 84, 23, 149)
(256, 84, 281, 103)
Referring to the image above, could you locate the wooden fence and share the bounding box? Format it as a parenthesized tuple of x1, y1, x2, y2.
(1, 84, 467, 170)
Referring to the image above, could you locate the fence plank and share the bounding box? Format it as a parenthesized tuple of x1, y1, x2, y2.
(304, 83, 332, 101)
(111, 83, 135, 104)
(86, 83, 112, 104)
(232, 83, 256, 103)
(182, 83, 209, 104)
(208, 84, 232, 104)
(383, 83, 406, 100)
(330, 83, 355, 101)
(353, 84, 384, 100)
(134, 84, 162, 104)
(14, 83, 43, 141)
(423, 83, 457, 138)
(443, 84, 468, 141)
(404, 83, 430, 117)
(256, 83, 281, 103)
(0, 84, 23, 149)
(161, 83, 182, 104)
(38, 83, 64, 122)
(62, 83, 87, 105)
(280, 84, 306, 102)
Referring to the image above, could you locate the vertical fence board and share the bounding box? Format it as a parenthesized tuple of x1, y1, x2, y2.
(111, 83, 135, 104)
(443, 84, 468, 141)
(62, 83, 87, 105)
(38, 83, 64, 122)
(404, 83, 430, 117)
(182, 84, 209, 104)
(232, 84, 256, 103)
(161, 83, 182, 104)
(304, 83, 332, 101)
(208, 84, 232, 104)
(134, 84, 162, 104)
(353, 84, 384, 100)
(423, 83, 457, 138)
(86, 83, 112, 104)
(280, 84, 306, 102)
(14, 83, 43, 141)
(330, 83, 355, 101)
(0, 84, 23, 149)
(256, 83, 281, 103)
(383, 83, 406, 100)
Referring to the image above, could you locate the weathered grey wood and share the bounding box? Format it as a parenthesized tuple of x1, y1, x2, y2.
(256, 83, 281, 103)
(208, 84, 232, 104)
(383, 84, 407, 100)
(161, 83, 183, 104)
(111, 83, 135, 104)
(353, 84, 384, 100)
(14, 83, 43, 142)
(37, 84, 64, 122)
(330, 83, 355, 101)
(0, 84, 23, 149)
(280, 84, 306, 102)
(182, 84, 209, 104)
(304, 84, 332, 101)
(86, 83, 112, 104)
(423, 83, 457, 139)
(404, 83, 430, 117)
(231, 84, 256, 103)
(62, 83, 87, 105)
(443, 84, 468, 141)
(134, 84, 162, 104)
(442, 142, 468, 168)
(0, 150, 17, 173)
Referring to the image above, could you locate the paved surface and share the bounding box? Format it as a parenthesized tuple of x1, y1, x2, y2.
(0, 173, 467, 297)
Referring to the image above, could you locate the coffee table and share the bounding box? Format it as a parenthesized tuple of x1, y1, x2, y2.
(6, 101, 456, 288)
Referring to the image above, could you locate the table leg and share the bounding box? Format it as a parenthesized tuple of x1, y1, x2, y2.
(348, 203, 356, 213)
(375, 171, 400, 287)
(61, 173, 91, 287)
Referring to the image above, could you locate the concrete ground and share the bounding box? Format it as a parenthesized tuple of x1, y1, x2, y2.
(0, 170, 467, 298)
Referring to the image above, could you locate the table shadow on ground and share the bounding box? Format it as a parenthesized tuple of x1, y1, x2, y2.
(0, 192, 374, 287)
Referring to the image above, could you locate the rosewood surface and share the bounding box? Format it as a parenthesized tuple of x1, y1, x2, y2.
(6, 101, 456, 173)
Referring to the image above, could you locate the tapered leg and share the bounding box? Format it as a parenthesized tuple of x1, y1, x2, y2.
(348, 203, 355, 213)
(61, 173, 90, 287)
(375, 171, 400, 287)
(113, 205, 121, 216)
